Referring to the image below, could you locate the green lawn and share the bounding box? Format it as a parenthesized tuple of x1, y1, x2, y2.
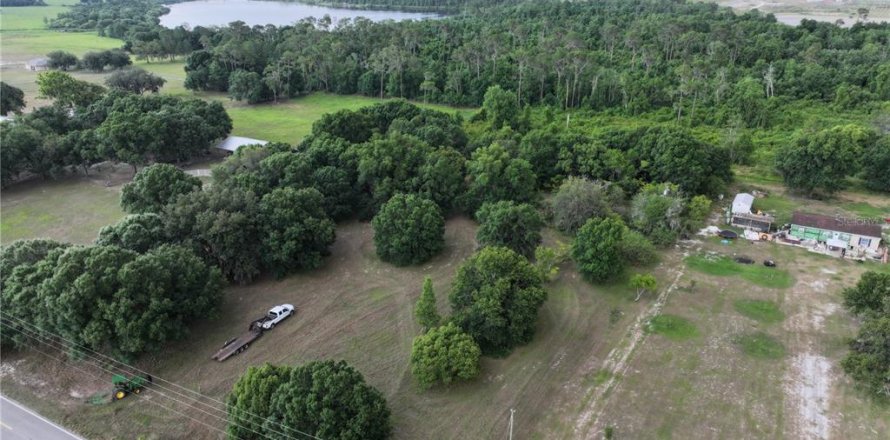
(0, 176, 125, 245)
(226, 92, 477, 143)
(685, 254, 795, 289)
(733, 332, 786, 360)
(0, 0, 70, 31)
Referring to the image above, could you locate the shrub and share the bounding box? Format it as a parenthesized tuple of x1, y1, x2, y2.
(550, 177, 615, 234)
(410, 322, 481, 389)
(618, 230, 658, 266)
(572, 216, 627, 282)
(475, 200, 542, 257)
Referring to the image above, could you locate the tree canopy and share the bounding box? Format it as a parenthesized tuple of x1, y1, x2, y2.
(411, 322, 482, 389)
(372, 194, 445, 266)
(0, 82, 25, 116)
(573, 216, 628, 282)
(227, 361, 392, 440)
(121, 164, 202, 214)
(475, 201, 542, 258)
(449, 246, 546, 356)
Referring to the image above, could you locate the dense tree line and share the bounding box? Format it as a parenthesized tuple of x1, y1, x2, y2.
(172, 0, 889, 119)
(0, 75, 231, 186)
(0, 0, 46, 6)
(299, 0, 507, 13)
(0, 239, 223, 358)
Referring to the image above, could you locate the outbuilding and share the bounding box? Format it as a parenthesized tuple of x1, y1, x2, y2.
(214, 135, 268, 154)
(729, 192, 775, 232)
(26, 58, 49, 71)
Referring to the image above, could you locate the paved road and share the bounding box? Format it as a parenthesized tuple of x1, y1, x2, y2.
(1, 396, 83, 440)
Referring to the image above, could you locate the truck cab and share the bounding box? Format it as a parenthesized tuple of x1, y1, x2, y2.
(260, 304, 295, 329)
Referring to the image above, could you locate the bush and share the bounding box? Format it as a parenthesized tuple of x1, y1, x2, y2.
(410, 322, 481, 389)
(573, 216, 627, 282)
(618, 230, 658, 266)
(841, 316, 890, 400)
(550, 177, 615, 234)
(372, 194, 445, 266)
(450, 247, 546, 356)
(475, 200, 542, 257)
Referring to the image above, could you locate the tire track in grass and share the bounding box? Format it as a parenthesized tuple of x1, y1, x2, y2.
(574, 243, 696, 438)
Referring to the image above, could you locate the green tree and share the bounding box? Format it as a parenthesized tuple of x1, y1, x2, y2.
(685, 195, 712, 230)
(36, 71, 105, 108)
(630, 183, 687, 246)
(259, 187, 336, 278)
(121, 164, 202, 214)
(164, 187, 263, 284)
(0, 82, 26, 115)
(475, 201, 542, 258)
(419, 147, 466, 212)
(534, 244, 569, 281)
(228, 70, 269, 104)
(372, 194, 445, 266)
(410, 322, 481, 389)
(482, 85, 519, 129)
(776, 125, 875, 196)
(463, 143, 537, 213)
(415, 277, 441, 330)
(449, 246, 547, 356)
(550, 177, 616, 234)
(861, 137, 890, 193)
(357, 132, 432, 213)
(573, 216, 627, 282)
(45, 50, 78, 71)
(629, 273, 657, 301)
(841, 316, 890, 400)
(96, 213, 168, 253)
(228, 361, 392, 440)
(111, 244, 223, 355)
(0, 239, 69, 291)
(105, 67, 166, 94)
(843, 271, 890, 316)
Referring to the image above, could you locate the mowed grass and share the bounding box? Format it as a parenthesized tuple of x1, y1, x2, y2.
(227, 92, 477, 143)
(685, 254, 795, 289)
(733, 332, 786, 359)
(645, 314, 699, 341)
(0, 0, 70, 31)
(0, 176, 125, 245)
(733, 299, 785, 324)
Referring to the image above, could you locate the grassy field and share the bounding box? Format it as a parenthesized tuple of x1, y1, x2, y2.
(587, 236, 889, 439)
(685, 254, 795, 289)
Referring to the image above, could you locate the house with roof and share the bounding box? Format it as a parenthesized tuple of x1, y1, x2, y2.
(787, 211, 884, 260)
(729, 192, 775, 232)
(26, 58, 49, 71)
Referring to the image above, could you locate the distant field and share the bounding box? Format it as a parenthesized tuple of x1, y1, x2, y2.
(0, 0, 70, 31)
(228, 93, 477, 143)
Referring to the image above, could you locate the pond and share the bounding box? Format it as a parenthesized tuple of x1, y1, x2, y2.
(159, 0, 442, 28)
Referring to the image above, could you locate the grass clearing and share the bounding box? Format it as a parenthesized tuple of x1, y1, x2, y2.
(0, 173, 125, 245)
(734, 332, 786, 359)
(645, 314, 699, 341)
(685, 254, 795, 289)
(733, 299, 785, 324)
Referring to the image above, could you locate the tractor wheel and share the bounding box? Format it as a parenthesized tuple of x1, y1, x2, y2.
(114, 390, 126, 400)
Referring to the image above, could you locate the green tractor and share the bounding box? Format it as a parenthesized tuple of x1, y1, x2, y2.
(111, 373, 152, 401)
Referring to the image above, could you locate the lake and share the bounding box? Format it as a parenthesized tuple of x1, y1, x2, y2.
(159, 0, 442, 28)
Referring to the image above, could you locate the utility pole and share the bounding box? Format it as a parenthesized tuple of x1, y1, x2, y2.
(508, 408, 515, 440)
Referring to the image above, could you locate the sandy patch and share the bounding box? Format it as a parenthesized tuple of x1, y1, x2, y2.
(787, 353, 833, 439)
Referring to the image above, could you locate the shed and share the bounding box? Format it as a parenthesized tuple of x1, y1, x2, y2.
(731, 193, 754, 214)
(26, 58, 49, 71)
(214, 136, 268, 153)
(729, 192, 774, 232)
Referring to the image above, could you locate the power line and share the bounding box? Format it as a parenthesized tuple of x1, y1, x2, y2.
(0, 319, 288, 440)
(0, 321, 234, 439)
(1, 312, 322, 440)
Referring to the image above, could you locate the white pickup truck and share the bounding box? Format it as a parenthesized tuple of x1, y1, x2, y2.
(258, 304, 295, 330)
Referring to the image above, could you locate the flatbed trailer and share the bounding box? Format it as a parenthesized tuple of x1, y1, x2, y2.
(211, 320, 265, 361)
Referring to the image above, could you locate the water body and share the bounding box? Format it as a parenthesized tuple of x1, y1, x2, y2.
(160, 0, 442, 28)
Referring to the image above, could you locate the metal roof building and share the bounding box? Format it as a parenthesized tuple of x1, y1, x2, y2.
(731, 193, 754, 214)
(215, 136, 268, 153)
